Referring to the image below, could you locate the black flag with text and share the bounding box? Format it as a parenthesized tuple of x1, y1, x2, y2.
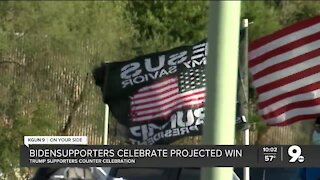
(93, 39, 244, 145)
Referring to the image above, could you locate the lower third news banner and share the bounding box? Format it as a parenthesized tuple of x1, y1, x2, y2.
(20, 145, 320, 167)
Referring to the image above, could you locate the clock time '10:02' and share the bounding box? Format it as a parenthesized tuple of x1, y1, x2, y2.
(263, 147, 278, 153)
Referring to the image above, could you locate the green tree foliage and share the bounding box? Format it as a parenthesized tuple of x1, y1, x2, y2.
(0, 1, 137, 178)
(242, 1, 320, 41)
(241, 1, 282, 41)
(0, 1, 138, 63)
(127, 1, 209, 54)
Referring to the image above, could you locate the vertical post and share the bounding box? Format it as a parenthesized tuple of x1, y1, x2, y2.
(201, 1, 241, 180)
(239, 20, 249, 120)
(240, 19, 250, 180)
(243, 116, 250, 180)
(103, 104, 109, 145)
(243, 120, 250, 145)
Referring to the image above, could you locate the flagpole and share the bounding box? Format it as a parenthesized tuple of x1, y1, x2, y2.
(103, 104, 109, 145)
(201, 1, 241, 180)
(239, 19, 249, 121)
(243, 116, 250, 180)
(240, 19, 250, 180)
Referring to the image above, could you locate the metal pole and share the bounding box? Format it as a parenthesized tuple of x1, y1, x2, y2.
(243, 116, 250, 180)
(239, 20, 249, 118)
(103, 104, 109, 145)
(240, 19, 250, 180)
(201, 1, 241, 180)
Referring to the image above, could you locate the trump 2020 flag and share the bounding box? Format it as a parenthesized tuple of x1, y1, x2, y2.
(93, 39, 244, 145)
(249, 16, 320, 126)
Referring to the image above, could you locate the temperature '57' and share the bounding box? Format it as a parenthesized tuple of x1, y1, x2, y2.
(265, 155, 276, 162)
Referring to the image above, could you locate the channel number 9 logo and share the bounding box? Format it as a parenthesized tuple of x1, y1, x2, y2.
(288, 145, 304, 163)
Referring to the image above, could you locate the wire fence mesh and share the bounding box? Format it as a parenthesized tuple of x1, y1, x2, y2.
(0, 34, 108, 145)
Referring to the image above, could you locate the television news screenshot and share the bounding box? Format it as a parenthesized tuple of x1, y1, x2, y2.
(1, 1, 320, 180)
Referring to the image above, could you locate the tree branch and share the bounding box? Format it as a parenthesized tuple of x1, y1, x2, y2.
(0, 60, 24, 66)
(60, 73, 90, 134)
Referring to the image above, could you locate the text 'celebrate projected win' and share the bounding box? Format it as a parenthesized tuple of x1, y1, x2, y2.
(20, 145, 252, 167)
(21, 145, 320, 167)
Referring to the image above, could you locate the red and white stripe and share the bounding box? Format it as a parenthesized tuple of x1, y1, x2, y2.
(130, 78, 205, 122)
(249, 16, 320, 126)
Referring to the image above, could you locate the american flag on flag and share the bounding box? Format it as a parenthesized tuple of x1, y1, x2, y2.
(249, 16, 320, 126)
(130, 66, 206, 122)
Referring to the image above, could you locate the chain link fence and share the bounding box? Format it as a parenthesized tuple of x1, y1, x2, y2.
(0, 34, 109, 145)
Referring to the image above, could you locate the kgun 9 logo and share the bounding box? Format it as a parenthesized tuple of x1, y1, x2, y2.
(288, 145, 305, 163)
